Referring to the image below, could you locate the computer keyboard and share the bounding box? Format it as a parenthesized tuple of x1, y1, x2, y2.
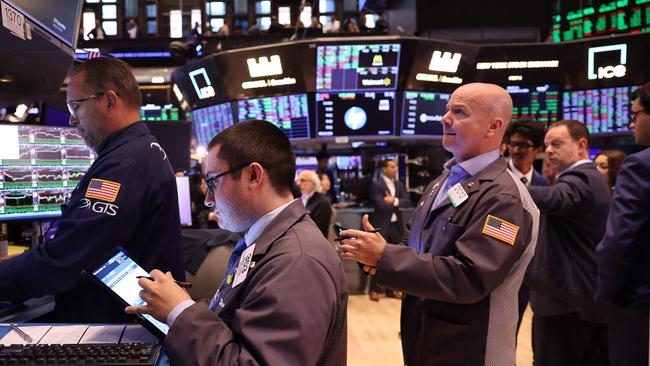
(0, 343, 161, 365)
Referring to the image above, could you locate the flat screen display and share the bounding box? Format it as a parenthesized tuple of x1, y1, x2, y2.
(562, 85, 636, 133)
(7, 0, 83, 47)
(401, 91, 449, 137)
(236, 94, 310, 140)
(191, 103, 234, 148)
(316, 43, 401, 92)
(316, 91, 396, 138)
(141, 104, 182, 121)
(506, 84, 560, 124)
(0, 124, 93, 221)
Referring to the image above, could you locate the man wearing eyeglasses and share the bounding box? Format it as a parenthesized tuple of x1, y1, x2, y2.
(0, 57, 184, 323)
(126, 120, 348, 365)
(596, 82, 650, 366)
(525, 120, 611, 366)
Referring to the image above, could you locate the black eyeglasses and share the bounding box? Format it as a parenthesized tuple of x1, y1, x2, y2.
(66, 91, 107, 116)
(204, 162, 252, 193)
(630, 108, 646, 123)
(506, 141, 534, 149)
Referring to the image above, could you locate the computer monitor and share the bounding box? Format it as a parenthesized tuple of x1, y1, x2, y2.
(562, 85, 636, 134)
(8, 0, 83, 47)
(316, 43, 401, 92)
(140, 104, 182, 121)
(236, 94, 310, 140)
(316, 91, 396, 138)
(400, 91, 449, 137)
(191, 102, 235, 148)
(0, 124, 93, 221)
(175, 176, 192, 227)
(507, 84, 560, 125)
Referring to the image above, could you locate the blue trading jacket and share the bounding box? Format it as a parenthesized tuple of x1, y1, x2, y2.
(0, 122, 184, 322)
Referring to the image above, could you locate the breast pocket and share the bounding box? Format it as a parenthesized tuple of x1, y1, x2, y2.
(423, 218, 466, 255)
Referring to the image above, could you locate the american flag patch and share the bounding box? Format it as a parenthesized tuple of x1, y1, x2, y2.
(85, 178, 121, 202)
(482, 214, 519, 246)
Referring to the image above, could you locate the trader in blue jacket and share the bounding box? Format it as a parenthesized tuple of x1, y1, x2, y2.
(596, 82, 650, 366)
(0, 57, 184, 322)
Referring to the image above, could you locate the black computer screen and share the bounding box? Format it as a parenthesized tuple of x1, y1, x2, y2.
(140, 104, 182, 122)
(0, 124, 93, 221)
(316, 91, 396, 138)
(7, 0, 83, 47)
(191, 103, 235, 148)
(562, 85, 636, 133)
(506, 84, 560, 124)
(236, 94, 310, 140)
(316, 43, 401, 92)
(401, 91, 449, 137)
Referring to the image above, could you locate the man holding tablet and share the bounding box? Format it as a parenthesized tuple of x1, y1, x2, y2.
(127, 120, 348, 365)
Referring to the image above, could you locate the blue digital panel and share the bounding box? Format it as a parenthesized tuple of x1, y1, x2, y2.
(191, 103, 234, 147)
(236, 94, 310, 140)
(562, 85, 636, 133)
(401, 91, 449, 137)
(316, 44, 401, 92)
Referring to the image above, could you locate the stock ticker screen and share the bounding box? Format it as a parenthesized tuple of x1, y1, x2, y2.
(140, 104, 182, 121)
(562, 85, 637, 133)
(236, 94, 310, 140)
(400, 91, 449, 137)
(0, 125, 94, 221)
(316, 91, 396, 138)
(191, 103, 234, 147)
(551, 0, 650, 42)
(316, 43, 401, 91)
(507, 84, 560, 124)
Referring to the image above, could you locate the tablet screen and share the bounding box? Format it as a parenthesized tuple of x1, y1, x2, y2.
(91, 249, 169, 336)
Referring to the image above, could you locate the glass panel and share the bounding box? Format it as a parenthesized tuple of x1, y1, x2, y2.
(343, 0, 357, 12)
(319, 0, 335, 13)
(233, 18, 248, 32)
(102, 5, 117, 19)
(146, 4, 156, 18)
(86, 0, 99, 3)
(102, 0, 116, 3)
(82, 12, 96, 40)
(170, 9, 182, 38)
(319, 15, 331, 26)
(102, 20, 117, 35)
(234, 0, 248, 15)
(364, 14, 377, 28)
(255, 1, 271, 14)
(124, 0, 137, 17)
(300, 6, 312, 27)
(147, 20, 157, 34)
(191, 9, 201, 32)
(258, 16, 271, 30)
(278, 6, 291, 25)
(210, 18, 224, 32)
(207, 2, 226, 16)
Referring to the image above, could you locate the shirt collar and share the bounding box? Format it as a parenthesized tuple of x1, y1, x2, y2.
(444, 149, 501, 176)
(382, 174, 395, 185)
(508, 159, 534, 183)
(556, 159, 592, 179)
(244, 199, 296, 246)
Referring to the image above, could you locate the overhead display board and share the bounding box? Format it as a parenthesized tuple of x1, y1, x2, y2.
(191, 103, 234, 147)
(551, 0, 650, 42)
(475, 44, 563, 86)
(316, 91, 396, 138)
(562, 85, 637, 133)
(400, 91, 449, 137)
(236, 94, 311, 140)
(507, 84, 560, 124)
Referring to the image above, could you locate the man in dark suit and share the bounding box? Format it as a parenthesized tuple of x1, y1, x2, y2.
(127, 120, 348, 365)
(526, 120, 611, 366)
(503, 121, 550, 330)
(367, 158, 411, 301)
(297, 169, 333, 238)
(340, 83, 539, 365)
(596, 82, 650, 366)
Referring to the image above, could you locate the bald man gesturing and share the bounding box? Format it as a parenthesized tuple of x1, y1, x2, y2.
(341, 83, 539, 365)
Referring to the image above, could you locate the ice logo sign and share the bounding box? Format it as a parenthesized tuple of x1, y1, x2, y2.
(247, 55, 283, 78)
(587, 44, 627, 80)
(428, 51, 462, 73)
(188, 68, 215, 100)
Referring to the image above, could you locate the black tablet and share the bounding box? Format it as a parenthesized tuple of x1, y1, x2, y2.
(83, 247, 169, 340)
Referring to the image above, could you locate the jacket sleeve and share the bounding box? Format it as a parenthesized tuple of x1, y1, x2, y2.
(369, 180, 394, 214)
(377, 191, 533, 303)
(595, 155, 650, 302)
(527, 169, 595, 215)
(165, 253, 339, 366)
(0, 159, 148, 302)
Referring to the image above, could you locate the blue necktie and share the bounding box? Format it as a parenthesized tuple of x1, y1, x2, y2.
(444, 164, 471, 192)
(209, 237, 247, 310)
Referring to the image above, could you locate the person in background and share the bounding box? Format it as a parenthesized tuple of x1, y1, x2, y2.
(345, 18, 360, 33)
(248, 19, 260, 35)
(126, 120, 348, 365)
(594, 149, 626, 194)
(323, 15, 341, 33)
(310, 16, 322, 29)
(126, 17, 138, 39)
(297, 170, 333, 238)
(375, 13, 389, 33)
(526, 120, 611, 366)
(318, 172, 337, 203)
(340, 83, 539, 365)
(367, 159, 411, 301)
(596, 82, 650, 366)
(87, 19, 105, 40)
(316, 150, 337, 202)
(0, 57, 184, 322)
(192, 22, 202, 36)
(218, 22, 230, 36)
(268, 15, 284, 33)
(189, 171, 218, 229)
(542, 154, 557, 184)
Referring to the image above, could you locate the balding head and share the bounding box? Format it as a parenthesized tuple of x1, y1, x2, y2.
(441, 83, 513, 162)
